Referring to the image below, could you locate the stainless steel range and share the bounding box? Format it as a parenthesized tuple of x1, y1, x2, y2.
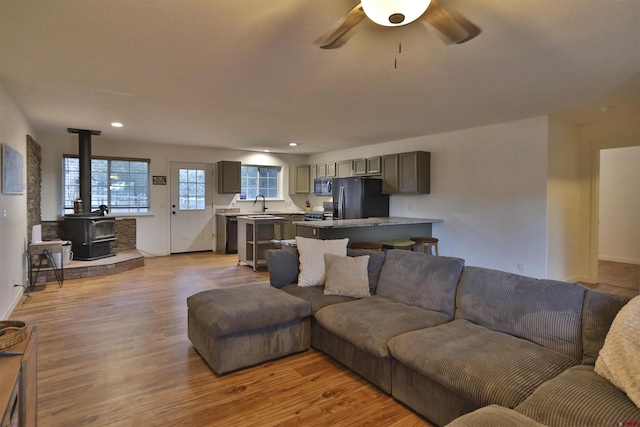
(64, 214, 116, 260)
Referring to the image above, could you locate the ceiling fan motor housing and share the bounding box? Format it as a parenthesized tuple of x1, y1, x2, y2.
(362, 0, 431, 27)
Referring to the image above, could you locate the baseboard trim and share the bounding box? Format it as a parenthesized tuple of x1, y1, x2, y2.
(598, 256, 640, 265)
(2, 287, 24, 319)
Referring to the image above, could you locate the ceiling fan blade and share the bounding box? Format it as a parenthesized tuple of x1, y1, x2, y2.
(421, 0, 481, 45)
(314, 3, 366, 49)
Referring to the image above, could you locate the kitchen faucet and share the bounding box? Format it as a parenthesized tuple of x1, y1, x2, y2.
(254, 194, 267, 213)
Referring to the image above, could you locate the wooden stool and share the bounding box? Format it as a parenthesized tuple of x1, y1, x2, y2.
(410, 236, 439, 256)
(351, 241, 383, 251)
(380, 239, 416, 251)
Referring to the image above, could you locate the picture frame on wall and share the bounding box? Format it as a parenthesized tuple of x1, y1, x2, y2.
(2, 144, 25, 195)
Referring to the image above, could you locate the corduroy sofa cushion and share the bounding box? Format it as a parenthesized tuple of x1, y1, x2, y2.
(388, 319, 579, 408)
(280, 284, 355, 315)
(515, 365, 640, 427)
(315, 295, 452, 358)
(376, 250, 464, 316)
(455, 267, 587, 360)
(581, 289, 631, 364)
(187, 283, 310, 337)
(445, 405, 548, 427)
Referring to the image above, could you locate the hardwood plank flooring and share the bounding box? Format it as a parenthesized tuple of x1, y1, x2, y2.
(10, 252, 430, 427)
(581, 260, 639, 298)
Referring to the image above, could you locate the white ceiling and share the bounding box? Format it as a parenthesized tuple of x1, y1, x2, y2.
(1, 0, 639, 154)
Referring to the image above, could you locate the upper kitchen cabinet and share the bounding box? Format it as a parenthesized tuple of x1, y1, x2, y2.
(382, 151, 431, 194)
(326, 162, 336, 177)
(382, 154, 399, 193)
(367, 156, 382, 175)
(315, 163, 327, 178)
(337, 160, 353, 178)
(289, 164, 311, 194)
(353, 158, 367, 175)
(217, 161, 241, 194)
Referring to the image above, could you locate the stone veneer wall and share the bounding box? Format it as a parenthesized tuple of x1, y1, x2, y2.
(41, 218, 137, 252)
(26, 135, 41, 244)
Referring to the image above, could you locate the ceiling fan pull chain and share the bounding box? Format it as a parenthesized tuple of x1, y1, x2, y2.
(394, 27, 403, 69)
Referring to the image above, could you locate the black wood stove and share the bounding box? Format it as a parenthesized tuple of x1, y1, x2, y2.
(64, 214, 116, 260)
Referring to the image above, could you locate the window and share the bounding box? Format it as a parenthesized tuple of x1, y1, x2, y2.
(63, 156, 150, 214)
(240, 165, 280, 200)
(178, 167, 205, 210)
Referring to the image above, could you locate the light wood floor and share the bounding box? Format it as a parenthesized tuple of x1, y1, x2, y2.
(10, 252, 429, 427)
(581, 260, 640, 298)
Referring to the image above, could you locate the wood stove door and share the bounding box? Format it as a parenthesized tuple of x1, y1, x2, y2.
(170, 162, 214, 253)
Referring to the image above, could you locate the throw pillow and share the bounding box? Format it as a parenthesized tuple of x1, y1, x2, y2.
(296, 236, 348, 287)
(323, 253, 370, 298)
(594, 295, 640, 408)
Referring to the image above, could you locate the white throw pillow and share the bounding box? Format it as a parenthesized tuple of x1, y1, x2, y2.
(595, 295, 640, 408)
(323, 253, 371, 298)
(296, 236, 348, 287)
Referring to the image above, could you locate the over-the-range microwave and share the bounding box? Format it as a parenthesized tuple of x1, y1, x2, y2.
(313, 178, 333, 196)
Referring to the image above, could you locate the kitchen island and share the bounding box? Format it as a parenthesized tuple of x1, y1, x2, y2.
(294, 217, 443, 243)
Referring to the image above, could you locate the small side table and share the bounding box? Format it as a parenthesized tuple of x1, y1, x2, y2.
(28, 241, 64, 289)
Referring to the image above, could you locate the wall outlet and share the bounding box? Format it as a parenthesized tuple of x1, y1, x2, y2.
(517, 264, 525, 274)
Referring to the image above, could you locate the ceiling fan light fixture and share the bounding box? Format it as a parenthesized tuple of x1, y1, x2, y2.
(361, 0, 431, 27)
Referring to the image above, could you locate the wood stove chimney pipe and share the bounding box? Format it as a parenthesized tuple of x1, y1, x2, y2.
(67, 128, 101, 213)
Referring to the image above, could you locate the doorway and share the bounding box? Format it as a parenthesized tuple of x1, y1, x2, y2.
(597, 146, 640, 295)
(170, 162, 214, 253)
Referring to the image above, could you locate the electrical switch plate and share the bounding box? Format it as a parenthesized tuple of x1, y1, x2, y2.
(2, 208, 6, 218)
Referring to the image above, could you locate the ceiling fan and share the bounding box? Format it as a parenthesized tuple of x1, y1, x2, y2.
(314, 0, 481, 49)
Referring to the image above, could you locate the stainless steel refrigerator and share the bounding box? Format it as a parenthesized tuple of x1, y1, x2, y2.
(332, 177, 390, 219)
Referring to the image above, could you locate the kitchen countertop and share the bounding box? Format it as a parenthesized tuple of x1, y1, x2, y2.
(216, 211, 305, 217)
(293, 217, 443, 229)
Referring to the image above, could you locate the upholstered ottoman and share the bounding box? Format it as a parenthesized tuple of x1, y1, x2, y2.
(187, 283, 311, 375)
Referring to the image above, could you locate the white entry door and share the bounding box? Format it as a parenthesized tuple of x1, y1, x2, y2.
(170, 162, 214, 253)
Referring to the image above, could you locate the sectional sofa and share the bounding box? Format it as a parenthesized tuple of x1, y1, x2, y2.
(263, 246, 640, 427)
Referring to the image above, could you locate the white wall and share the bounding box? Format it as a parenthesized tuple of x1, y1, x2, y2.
(599, 146, 640, 264)
(310, 117, 552, 278)
(547, 116, 581, 281)
(0, 83, 34, 318)
(38, 132, 310, 256)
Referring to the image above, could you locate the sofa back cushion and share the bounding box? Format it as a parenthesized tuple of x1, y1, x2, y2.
(582, 289, 631, 365)
(376, 250, 464, 317)
(264, 248, 385, 294)
(456, 267, 587, 360)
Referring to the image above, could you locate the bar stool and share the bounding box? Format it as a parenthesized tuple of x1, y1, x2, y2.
(410, 236, 439, 256)
(351, 242, 383, 252)
(380, 239, 416, 251)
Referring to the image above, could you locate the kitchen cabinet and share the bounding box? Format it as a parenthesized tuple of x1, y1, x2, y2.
(237, 216, 284, 270)
(337, 160, 353, 177)
(382, 154, 399, 193)
(326, 162, 336, 177)
(315, 163, 327, 178)
(284, 214, 304, 239)
(353, 159, 367, 175)
(399, 151, 430, 194)
(367, 156, 382, 175)
(289, 165, 311, 194)
(382, 151, 430, 194)
(217, 161, 241, 194)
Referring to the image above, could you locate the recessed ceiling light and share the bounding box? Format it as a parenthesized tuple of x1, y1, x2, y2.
(263, 149, 271, 152)
(111, 122, 124, 127)
(288, 142, 298, 147)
